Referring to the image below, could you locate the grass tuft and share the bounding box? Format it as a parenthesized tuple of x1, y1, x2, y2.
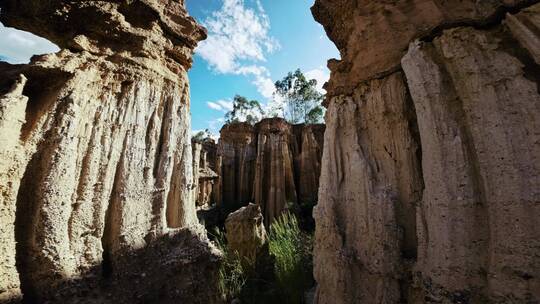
(211, 228, 247, 301)
(268, 212, 313, 304)
(211, 212, 313, 303)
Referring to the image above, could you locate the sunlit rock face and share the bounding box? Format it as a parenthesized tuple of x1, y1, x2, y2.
(225, 203, 267, 264)
(0, 1, 222, 303)
(312, 1, 540, 303)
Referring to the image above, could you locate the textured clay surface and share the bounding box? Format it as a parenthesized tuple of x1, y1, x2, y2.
(225, 203, 267, 264)
(217, 119, 325, 225)
(192, 139, 219, 208)
(0, 1, 222, 303)
(312, 1, 540, 303)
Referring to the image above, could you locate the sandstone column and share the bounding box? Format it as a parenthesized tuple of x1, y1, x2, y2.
(253, 118, 298, 226)
(216, 122, 257, 210)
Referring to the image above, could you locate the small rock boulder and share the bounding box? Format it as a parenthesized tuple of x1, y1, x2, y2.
(225, 203, 267, 264)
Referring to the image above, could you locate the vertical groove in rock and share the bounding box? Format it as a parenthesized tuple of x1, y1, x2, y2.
(215, 119, 325, 225)
(293, 124, 325, 206)
(253, 118, 297, 226)
(216, 123, 257, 210)
(0, 75, 28, 302)
(403, 23, 540, 301)
(192, 138, 219, 208)
(314, 73, 423, 303)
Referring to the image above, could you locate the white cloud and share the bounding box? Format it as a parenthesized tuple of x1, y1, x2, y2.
(0, 24, 59, 64)
(305, 67, 330, 93)
(217, 100, 234, 111)
(207, 102, 224, 111)
(252, 75, 275, 99)
(207, 117, 227, 134)
(195, 0, 279, 99)
(236, 65, 276, 99)
(207, 99, 234, 112)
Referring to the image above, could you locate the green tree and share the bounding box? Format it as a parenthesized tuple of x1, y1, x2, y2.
(192, 129, 211, 142)
(306, 106, 324, 125)
(274, 69, 324, 124)
(225, 95, 264, 125)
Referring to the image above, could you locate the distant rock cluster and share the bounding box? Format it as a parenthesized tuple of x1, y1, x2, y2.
(195, 118, 325, 226)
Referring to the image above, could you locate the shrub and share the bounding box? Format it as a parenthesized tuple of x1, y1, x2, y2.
(268, 212, 314, 304)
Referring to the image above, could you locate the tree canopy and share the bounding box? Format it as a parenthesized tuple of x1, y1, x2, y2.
(274, 69, 324, 124)
(192, 129, 211, 142)
(220, 70, 324, 128)
(225, 95, 264, 125)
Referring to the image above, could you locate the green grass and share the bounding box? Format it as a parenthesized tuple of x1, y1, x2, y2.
(268, 212, 314, 304)
(211, 228, 247, 301)
(211, 212, 314, 303)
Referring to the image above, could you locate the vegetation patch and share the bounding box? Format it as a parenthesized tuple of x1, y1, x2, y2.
(213, 213, 314, 304)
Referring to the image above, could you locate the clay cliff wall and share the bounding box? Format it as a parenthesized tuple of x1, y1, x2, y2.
(0, 1, 220, 303)
(312, 1, 540, 303)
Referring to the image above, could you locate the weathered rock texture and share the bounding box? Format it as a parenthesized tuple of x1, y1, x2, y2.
(293, 124, 325, 206)
(253, 119, 298, 225)
(217, 119, 325, 225)
(312, 1, 540, 303)
(225, 203, 267, 264)
(0, 1, 221, 303)
(192, 138, 219, 207)
(216, 122, 257, 211)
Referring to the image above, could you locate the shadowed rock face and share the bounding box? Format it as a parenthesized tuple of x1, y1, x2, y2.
(312, 1, 540, 303)
(253, 119, 298, 226)
(0, 1, 221, 303)
(293, 124, 325, 207)
(216, 122, 258, 211)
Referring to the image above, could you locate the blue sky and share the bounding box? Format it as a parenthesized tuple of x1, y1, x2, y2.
(187, 0, 338, 134)
(0, 0, 338, 135)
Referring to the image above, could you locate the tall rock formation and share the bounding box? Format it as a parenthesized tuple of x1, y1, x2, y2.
(293, 124, 325, 206)
(0, 1, 220, 303)
(253, 118, 298, 226)
(192, 138, 219, 207)
(216, 122, 257, 211)
(312, 1, 540, 303)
